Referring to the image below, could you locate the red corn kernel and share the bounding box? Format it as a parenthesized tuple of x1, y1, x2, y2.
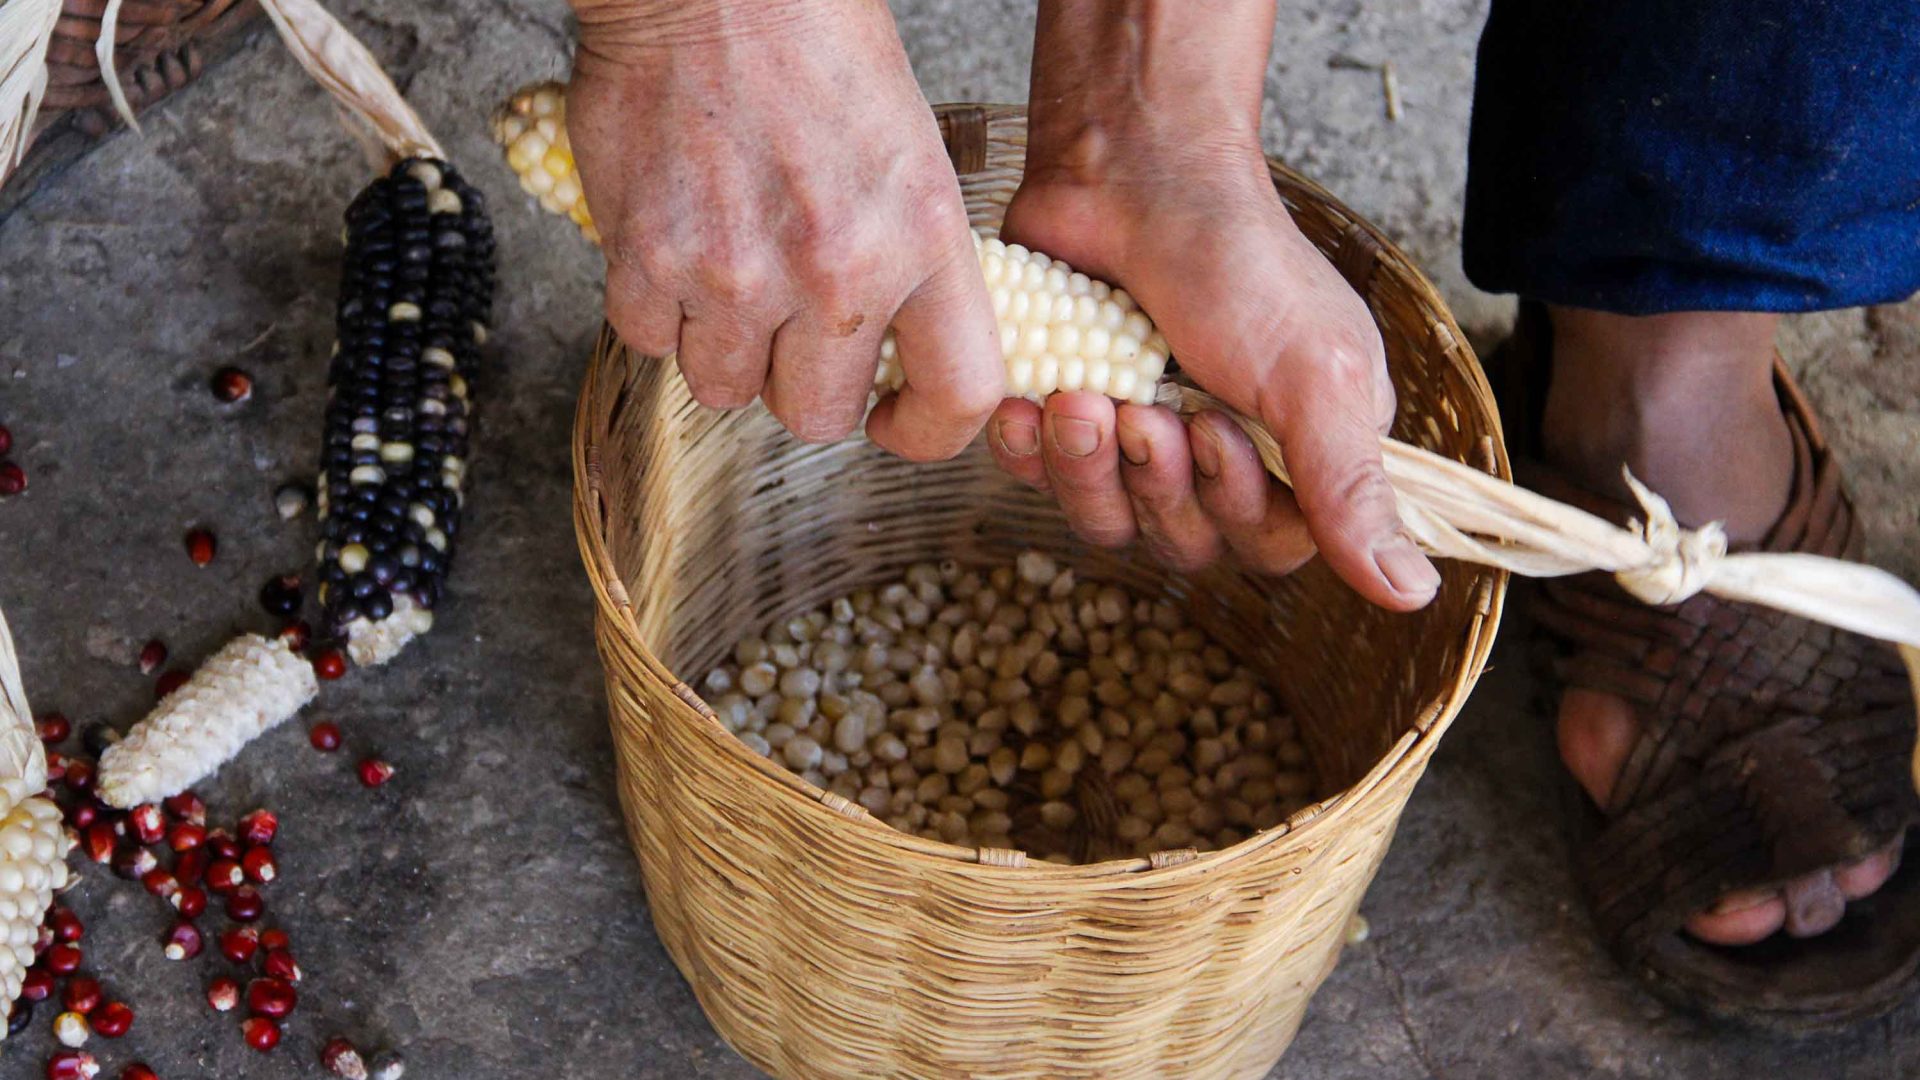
(138, 639, 167, 675)
(242, 1016, 281, 1052)
(174, 848, 208, 886)
(43, 751, 67, 783)
(262, 948, 301, 984)
(153, 671, 189, 700)
(64, 801, 94, 831)
(168, 822, 206, 852)
(241, 847, 276, 884)
(45, 944, 82, 975)
(171, 886, 208, 919)
(259, 929, 290, 952)
(238, 809, 277, 847)
(278, 620, 311, 651)
(120, 1066, 158, 1080)
(357, 758, 393, 788)
(61, 976, 101, 1015)
(205, 830, 241, 861)
(21, 967, 54, 1001)
(35, 923, 53, 954)
(162, 921, 202, 961)
(321, 1037, 369, 1080)
(218, 927, 260, 964)
(206, 859, 244, 894)
(0, 462, 24, 497)
(0, 426, 10, 455)
(35, 713, 70, 743)
(129, 805, 165, 846)
(49, 907, 84, 943)
(183, 527, 217, 567)
(91, 1002, 132, 1039)
(63, 760, 95, 793)
(45, 1050, 99, 1079)
(312, 649, 348, 681)
(162, 791, 205, 825)
(210, 367, 253, 404)
(245, 977, 297, 1020)
(226, 885, 265, 922)
(309, 721, 343, 751)
(141, 868, 178, 900)
(207, 977, 240, 1012)
(111, 846, 157, 881)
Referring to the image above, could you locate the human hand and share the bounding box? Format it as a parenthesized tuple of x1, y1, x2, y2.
(985, 0, 1437, 611)
(568, 0, 1003, 458)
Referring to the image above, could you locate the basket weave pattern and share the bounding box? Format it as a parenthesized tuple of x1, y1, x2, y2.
(573, 105, 1508, 1080)
(42, 0, 258, 119)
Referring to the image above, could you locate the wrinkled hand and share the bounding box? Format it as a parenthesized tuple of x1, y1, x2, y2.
(989, 143, 1439, 610)
(568, 0, 1002, 458)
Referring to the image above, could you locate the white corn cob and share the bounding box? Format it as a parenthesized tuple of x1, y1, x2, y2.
(97, 634, 319, 808)
(0, 796, 72, 1032)
(343, 593, 435, 668)
(0, 608, 47, 823)
(491, 83, 1175, 407)
(872, 232, 1171, 406)
(491, 81, 597, 243)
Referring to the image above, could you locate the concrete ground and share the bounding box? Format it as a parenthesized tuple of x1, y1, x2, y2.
(1, 0, 1916, 1076)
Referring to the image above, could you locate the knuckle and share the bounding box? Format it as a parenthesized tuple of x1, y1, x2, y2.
(696, 251, 775, 304)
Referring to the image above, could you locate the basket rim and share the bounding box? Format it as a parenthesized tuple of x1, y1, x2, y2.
(570, 101, 1509, 880)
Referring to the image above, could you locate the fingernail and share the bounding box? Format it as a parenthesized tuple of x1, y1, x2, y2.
(1052, 416, 1100, 458)
(1192, 426, 1224, 479)
(1373, 535, 1440, 600)
(998, 419, 1038, 457)
(1116, 425, 1151, 467)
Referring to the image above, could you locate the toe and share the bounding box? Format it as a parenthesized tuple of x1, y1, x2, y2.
(1783, 871, 1847, 938)
(1836, 837, 1903, 901)
(1556, 688, 1640, 808)
(1686, 893, 1787, 946)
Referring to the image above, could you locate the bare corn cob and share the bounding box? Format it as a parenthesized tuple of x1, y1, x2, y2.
(316, 157, 494, 662)
(490, 81, 597, 243)
(97, 634, 319, 808)
(491, 83, 1172, 407)
(0, 795, 73, 1030)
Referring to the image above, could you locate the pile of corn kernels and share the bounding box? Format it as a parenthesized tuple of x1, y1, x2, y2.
(701, 551, 1315, 863)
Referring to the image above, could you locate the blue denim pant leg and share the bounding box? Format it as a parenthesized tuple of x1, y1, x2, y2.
(1463, 0, 1920, 315)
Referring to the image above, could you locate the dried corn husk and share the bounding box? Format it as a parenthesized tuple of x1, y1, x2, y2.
(0, 0, 63, 186)
(0, 606, 46, 822)
(255, 0, 443, 163)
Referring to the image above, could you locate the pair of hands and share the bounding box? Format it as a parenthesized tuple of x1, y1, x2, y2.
(568, 0, 1440, 612)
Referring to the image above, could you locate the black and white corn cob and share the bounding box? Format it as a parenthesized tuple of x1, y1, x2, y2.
(317, 157, 494, 667)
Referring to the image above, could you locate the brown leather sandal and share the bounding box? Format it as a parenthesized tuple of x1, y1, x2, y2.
(1488, 303, 1920, 1033)
(0, 0, 262, 218)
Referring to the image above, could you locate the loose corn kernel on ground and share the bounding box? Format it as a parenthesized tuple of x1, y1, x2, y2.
(701, 550, 1315, 863)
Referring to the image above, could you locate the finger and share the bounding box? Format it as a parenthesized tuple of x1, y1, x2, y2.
(1188, 411, 1316, 576)
(765, 305, 889, 444)
(1041, 392, 1135, 548)
(988, 399, 1050, 491)
(866, 231, 1004, 461)
(604, 262, 683, 359)
(1268, 348, 1438, 610)
(1114, 405, 1222, 572)
(677, 311, 775, 410)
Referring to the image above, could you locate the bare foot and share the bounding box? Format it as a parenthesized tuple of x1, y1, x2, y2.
(1540, 305, 1903, 945)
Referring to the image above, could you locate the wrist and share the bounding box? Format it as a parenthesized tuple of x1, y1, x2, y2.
(1024, 0, 1273, 190)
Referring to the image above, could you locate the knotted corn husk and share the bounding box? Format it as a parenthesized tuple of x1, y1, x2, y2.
(1170, 383, 1920, 793)
(0, 604, 69, 1031)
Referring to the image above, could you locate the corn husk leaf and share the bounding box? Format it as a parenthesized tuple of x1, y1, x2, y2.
(94, 0, 141, 134)
(0, 603, 48, 821)
(256, 0, 442, 164)
(0, 0, 64, 186)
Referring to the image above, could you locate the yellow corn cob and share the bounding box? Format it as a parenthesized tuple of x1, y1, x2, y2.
(490, 81, 598, 243)
(491, 84, 1172, 406)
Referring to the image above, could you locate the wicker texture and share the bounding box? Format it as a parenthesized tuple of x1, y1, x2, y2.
(42, 0, 257, 122)
(573, 104, 1508, 1080)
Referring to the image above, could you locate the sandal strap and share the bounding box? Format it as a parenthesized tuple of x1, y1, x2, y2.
(1530, 366, 1919, 958)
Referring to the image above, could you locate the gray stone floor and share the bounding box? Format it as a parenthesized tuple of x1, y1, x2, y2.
(1, 1, 1916, 1077)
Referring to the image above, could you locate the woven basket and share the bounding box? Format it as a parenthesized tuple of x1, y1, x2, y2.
(572, 104, 1508, 1080)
